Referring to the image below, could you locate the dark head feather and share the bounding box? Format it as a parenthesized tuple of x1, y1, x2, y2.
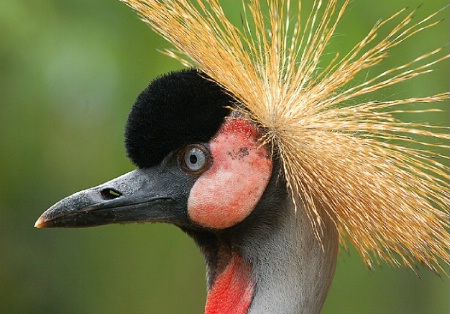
(125, 69, 232, 168)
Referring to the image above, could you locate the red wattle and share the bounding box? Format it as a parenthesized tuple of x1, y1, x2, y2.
(204, 253, 254, 314)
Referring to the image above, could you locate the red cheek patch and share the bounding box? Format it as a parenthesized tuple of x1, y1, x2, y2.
(188, 119, 272, 229)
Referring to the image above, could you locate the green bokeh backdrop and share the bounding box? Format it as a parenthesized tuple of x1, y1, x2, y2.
(1, 0, 448, 313)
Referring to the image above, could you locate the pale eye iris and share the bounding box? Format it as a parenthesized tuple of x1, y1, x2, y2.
(184, 147, 206, 172)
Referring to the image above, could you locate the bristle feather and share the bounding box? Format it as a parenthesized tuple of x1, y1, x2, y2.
(120, 0, 449, 272)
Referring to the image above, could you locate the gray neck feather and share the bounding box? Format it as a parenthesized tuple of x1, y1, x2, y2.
(242, 198, 338, 314)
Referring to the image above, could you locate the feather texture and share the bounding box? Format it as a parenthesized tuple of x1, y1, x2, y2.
(120, 0, 449, 271)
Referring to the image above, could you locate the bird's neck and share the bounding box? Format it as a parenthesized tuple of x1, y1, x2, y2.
(243, 200, 339, 314)
(193, 198, 339, 314)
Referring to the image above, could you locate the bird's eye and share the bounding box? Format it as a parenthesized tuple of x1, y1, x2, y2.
(180, 145, 211, 174)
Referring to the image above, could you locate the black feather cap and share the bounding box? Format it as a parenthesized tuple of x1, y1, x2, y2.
(125, 69, 232, 168)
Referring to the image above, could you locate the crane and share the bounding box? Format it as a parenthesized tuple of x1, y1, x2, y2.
(35, 1, 449, 313)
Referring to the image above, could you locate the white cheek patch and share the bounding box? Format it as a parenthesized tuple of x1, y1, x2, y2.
(187, 119, 272, 229)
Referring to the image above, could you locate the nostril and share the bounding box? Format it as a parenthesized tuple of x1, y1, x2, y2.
(100, 188, 123, 200)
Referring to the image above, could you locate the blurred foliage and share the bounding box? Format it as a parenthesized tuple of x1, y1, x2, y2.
(1, 0, 448, 313)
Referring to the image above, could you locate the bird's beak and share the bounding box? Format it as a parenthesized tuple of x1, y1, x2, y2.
(35, 167, 189, 228)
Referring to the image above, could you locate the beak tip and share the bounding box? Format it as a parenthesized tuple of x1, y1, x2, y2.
(34, 216, 47, 228)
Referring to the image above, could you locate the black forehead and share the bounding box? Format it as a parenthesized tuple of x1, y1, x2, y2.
(125, 69, 232, 168)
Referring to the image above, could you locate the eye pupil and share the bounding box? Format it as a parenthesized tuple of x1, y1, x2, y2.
(189, 154, 198, 164)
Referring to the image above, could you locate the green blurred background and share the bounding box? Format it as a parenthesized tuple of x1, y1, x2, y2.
(1, 0, 449, 313)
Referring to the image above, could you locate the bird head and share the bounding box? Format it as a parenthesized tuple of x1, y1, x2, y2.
(35, 69, 279, 231)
